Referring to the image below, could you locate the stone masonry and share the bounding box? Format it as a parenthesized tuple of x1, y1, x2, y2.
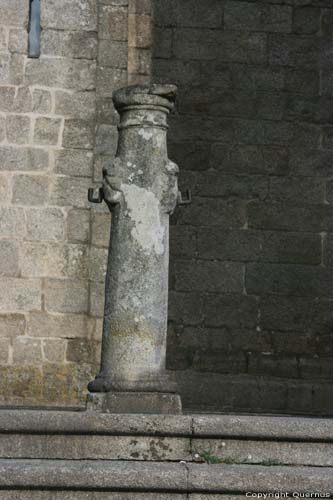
(153, 0, 333, 414)
(1, 0, 333, 415)
(0, 0, 152, 406)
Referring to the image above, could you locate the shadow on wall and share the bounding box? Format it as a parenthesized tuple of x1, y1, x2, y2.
(152, 0, 333, 415)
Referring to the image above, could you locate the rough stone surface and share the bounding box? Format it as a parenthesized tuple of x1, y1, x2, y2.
(87, 392, 182, 414)
(1, 0, 333, 414)
(152, 0, 333, 415)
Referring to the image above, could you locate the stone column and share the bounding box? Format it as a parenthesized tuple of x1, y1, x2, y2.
(87, 84, 182, 414)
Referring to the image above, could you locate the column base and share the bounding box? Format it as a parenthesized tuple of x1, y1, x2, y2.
(86, 391, 182, 415)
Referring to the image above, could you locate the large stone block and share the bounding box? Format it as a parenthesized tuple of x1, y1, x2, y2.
(0, 314, 25, 338)
(50, 177, 91, 208)
(269, 34, 320, 67)
(128, 14, 152, 48)
(62, 119, 94, 149)
(21, 242, 89, 279)
(173, 29, 219, 61)
(260, 295, 333, 334)
(216, 145, 289, 176)
(34, 117, 62, 146)
(54, 149, 93, 178)
(152, 28, 173, 58)
(13, 337, 43, 364)
(248, 353, 298, 378)
(269, 176, 325, 205)
(0, 207, 26, 238)
(153, 60, 201, 87)
(66, 338, 99, 364)
(0, 0, 29, 26)
(91, 212, 111, 248)
(0, 147, 48, 171)
(0, 241, 20, 277)
(0, 337, 10, 364)
(95, 125, 118, 156)
(96, 67, 127, 97)
(184, 172, 268, 200)
(322, 10, 333, 36)
(27, 312, 91, 339)
(11, 87, 32, 113)
(129, 0, 151, 14)
(293, 7, 320, 34)
(25, 59, 96, 91)
(170, 226, 197, 259)
(230, 64, 285, 92)
(89, 246, 108, 282)
(174, 260, 243, 293)
(41, 30, 98, 59)
(285, 68, 319, 95)
(247, 201, 333, 232)
(26, 208, 65, 241)
(0, 87, 16, 112)
(44, 279, 89, 314)
(203, 294, 258, 329)
(99, 5, 128, 40)
(0, 365, 43, 401)
(41, 0, 97, 31)
(12, 175, 49, 206)
(193, 351, 247, 375)
(289, 148, 333, 177)
(234, 119, 320, 148)
(225, 1, 292, 33)
(67, 209, 91, 243)
(174, 198, 245, 228)
(169, 142, 210, 172)
(246, 263, 333, 297)
(128, 48, 151, 75)
(20, 242, 49, 278)
(0, 278, 41, 312)
(42, 362, 93, 404)
(168, 291, 204, 326)
(5, 115, 30, 144)
(99, 39, 128, 68)
(89, 281, 105, 317)
(0, 52, 10, 85)
(42, 338, 67, 363)
(198, 229, 321, 265)
(217, 32, 267, 64)
(173, 0, 223, 28)
(8, 28, 28, 53)
(32, 89, 52, 114)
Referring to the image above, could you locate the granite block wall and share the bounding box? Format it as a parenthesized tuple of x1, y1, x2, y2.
(152, 0, 333, 414)
(0, 0, 154, 406)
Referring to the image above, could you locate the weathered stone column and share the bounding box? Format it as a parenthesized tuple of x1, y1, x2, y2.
(87, 84, 182, 414)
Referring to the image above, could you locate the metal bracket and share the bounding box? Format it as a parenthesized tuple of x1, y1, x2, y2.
(88, 187, 104, 204)
(177, 189, 192, 206)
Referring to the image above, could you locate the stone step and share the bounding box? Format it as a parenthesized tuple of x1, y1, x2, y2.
(1, 410, 332, 441)
(0, 410, 333, 467)
(0, 410, 332, 466)
(0, 432, 332, 466)
(0, 460, 331, 494)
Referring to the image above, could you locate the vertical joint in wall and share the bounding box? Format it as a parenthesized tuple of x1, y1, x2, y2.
(127, 0, 153, 85)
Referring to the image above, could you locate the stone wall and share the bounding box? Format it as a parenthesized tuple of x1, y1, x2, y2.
(153, 0, 333, 414)
(0, 0, 154, 406)
(0, 0, 101, 405)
